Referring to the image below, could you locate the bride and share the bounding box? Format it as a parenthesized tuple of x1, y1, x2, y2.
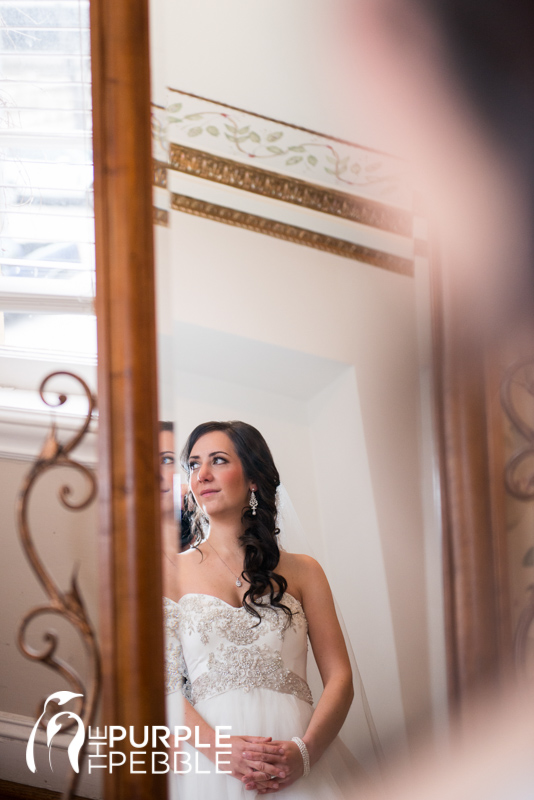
(163, 420, 366, 798)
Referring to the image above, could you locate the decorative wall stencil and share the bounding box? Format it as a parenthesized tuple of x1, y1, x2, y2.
(171, 193, 413, 276)
(17, 372, 100, 800)
(164, 89, 411, 210)
(152, 95, 415, 275)
(151, 103, 168, 165)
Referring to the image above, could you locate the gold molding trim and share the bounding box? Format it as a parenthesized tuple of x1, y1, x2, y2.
(168, 144, 411, 237)
(171, 193, 413, 277)
(153, 160, 168, 189)
(153, 206, 169, 227)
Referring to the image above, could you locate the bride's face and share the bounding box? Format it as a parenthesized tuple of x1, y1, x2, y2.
(187, 431, 255, 519)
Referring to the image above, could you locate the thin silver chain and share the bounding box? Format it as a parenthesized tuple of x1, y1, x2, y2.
(207, 539, 243, 587)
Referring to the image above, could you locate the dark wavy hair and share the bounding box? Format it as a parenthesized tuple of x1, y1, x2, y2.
(180, 420, 293, 623)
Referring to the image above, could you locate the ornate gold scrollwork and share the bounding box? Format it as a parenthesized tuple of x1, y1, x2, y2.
(17, 372, 100, 800)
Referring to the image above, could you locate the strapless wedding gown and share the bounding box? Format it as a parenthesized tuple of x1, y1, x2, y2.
(164, 592, 363, 799)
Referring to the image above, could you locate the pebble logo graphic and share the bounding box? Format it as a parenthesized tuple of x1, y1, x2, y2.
(26, 691, 85, 774)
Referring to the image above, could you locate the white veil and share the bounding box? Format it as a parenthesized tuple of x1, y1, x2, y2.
(276, 484, 384, 772)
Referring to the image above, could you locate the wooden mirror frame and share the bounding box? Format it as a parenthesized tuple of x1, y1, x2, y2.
(91, 1, 168, 797)
(431, 247, 512, 711)
(89, 1, 514, 797)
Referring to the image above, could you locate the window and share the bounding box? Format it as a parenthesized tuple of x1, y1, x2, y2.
(0, 0, 96, 458)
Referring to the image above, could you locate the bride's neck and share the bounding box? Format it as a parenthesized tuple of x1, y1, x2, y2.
(207, 515, 245, 555)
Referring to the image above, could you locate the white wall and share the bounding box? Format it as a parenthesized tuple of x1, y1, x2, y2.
(307, 368, 404, 752)
(148, 0, 441, 740)
(149, 0, 397, 153)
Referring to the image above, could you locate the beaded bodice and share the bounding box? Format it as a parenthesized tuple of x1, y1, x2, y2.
(163, 592, 313, 707)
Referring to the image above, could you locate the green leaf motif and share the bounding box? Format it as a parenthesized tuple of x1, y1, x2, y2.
(188, 126, 203, 137)
(267, 145, 284, 155)
(167, 103, 182, 112)
(266, 131, 283, 142)
(286, 156, 303, 165)
(207, 126, 220, 136)
(307, 155, 318, 166)
(249, 131, 261, 143)
(326, 155, 337, 164)
(288, 145, 305, 153)
(237, 126, 250, 135)
(350, 162, 361, 174)
(324, 167, 336, 175)
(523, 546, 534, 567)
(185, 113, 203, 121)
(224, 133, 249, 143)
(168, 117, 182, 123)
(225, 123, 237, 133)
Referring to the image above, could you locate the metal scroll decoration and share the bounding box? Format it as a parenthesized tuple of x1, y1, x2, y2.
(17, 372, 100, 800)
(500, 358, 534, 670)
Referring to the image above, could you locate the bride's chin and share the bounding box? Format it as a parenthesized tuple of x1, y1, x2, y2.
(204, 504, 243, 522)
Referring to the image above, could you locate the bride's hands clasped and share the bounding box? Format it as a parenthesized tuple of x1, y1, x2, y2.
(242, 739, 305, 794)
(221, 735, 288, 789)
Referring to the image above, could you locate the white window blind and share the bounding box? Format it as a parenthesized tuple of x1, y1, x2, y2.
(0, 1, 96, 457)
(0, 0, 96, 361)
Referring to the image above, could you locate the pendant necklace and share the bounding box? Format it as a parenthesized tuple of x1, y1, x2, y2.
(207, 539, 243, 587)
(163, 551, 178, 568)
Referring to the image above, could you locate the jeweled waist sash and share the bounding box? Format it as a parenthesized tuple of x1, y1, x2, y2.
(190, 642, 313, 706)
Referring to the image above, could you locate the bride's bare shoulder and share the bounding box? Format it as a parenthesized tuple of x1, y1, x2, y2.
(278, 552, 328, 607)
(164, 543, 203, 602)
(278, 551, 324, 580)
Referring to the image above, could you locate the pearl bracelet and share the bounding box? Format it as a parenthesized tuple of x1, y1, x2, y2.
(291, 736, 311, 778)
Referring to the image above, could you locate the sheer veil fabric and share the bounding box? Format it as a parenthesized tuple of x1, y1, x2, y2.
(275, 485, 384, 771)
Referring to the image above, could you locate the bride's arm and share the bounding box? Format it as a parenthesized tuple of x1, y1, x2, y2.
(243, 556, 354, 792)
(298, 555, 354, 764)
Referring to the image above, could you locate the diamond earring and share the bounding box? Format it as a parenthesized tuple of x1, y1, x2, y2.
(249, 489, 258, 515)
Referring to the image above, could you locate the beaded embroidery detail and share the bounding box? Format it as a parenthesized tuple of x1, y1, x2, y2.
(163, 597, 192, 698)
(178, 592, 307, 645)
(190, 642, 313, 705)
(163, 593, 311, 704)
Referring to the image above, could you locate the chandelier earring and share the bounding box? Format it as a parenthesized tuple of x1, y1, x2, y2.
(249, 489, 258, 516)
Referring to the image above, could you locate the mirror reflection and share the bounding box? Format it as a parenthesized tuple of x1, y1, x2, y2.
(150, 0, 446, 791)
